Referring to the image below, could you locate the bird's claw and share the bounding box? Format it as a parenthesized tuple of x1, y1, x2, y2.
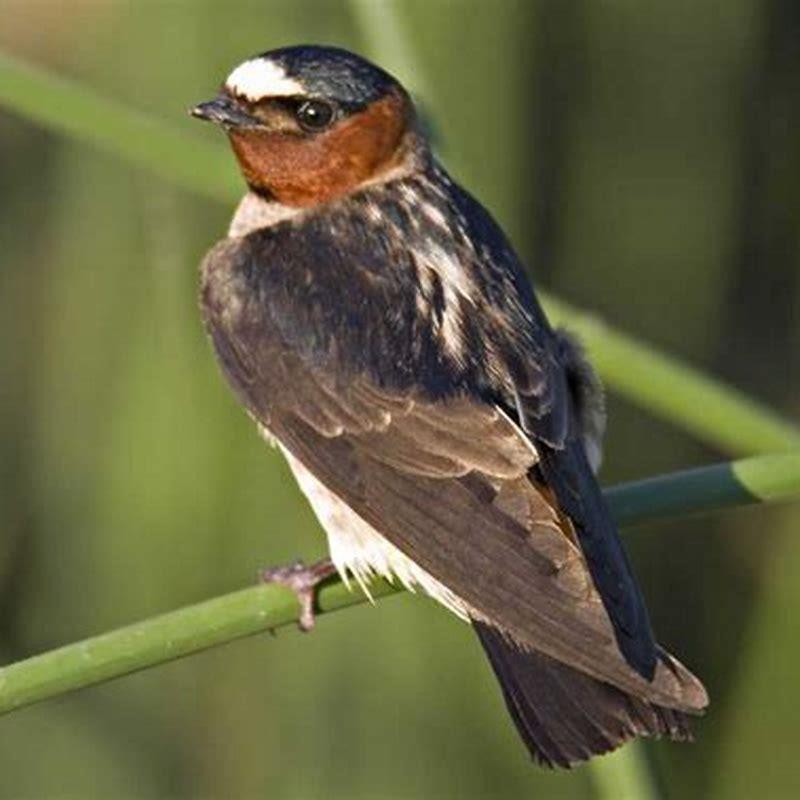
(259, 558, 337, 632)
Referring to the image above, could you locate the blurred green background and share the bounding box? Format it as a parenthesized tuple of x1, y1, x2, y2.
(1, 1, 799, 798)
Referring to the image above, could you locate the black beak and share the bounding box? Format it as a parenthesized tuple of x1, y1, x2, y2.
(190, 95, 260, 129)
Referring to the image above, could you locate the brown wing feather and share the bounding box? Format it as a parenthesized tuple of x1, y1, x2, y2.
(273, 409, 705, 712)
(201, 238, 706, 714)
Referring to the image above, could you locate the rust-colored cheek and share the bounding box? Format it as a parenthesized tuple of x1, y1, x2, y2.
(228, 91, 409, 207)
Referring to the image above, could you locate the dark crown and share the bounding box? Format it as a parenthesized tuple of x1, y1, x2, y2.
(257, 45, 400, 108)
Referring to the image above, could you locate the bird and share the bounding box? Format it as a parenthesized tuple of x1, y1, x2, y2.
(191, 44, 708, 767)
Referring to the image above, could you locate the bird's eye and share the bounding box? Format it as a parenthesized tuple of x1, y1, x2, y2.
(295, 99, 335, 132)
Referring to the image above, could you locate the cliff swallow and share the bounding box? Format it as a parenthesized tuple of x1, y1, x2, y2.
(192, 44, 708, 767)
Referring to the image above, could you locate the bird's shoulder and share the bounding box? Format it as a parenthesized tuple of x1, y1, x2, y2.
(200, 167, 562, 429)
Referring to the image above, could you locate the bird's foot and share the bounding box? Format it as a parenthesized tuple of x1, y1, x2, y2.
(259, 558, 337, 632)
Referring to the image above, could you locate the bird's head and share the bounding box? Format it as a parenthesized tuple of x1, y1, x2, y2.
(191, 45, 422, 206)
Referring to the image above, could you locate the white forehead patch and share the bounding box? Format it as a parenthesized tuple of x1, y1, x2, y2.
(225, 58, 304, 101)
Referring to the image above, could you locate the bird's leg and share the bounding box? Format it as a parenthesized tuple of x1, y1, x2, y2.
(259, 558, 338, 632)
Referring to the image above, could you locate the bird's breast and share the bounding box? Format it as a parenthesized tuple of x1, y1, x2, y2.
(229, 191, 305, 238)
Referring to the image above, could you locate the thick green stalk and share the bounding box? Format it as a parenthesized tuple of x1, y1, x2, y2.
(589, 742, 660, 800)
(0, 576, 396, 717)
(605, 451, 800, 525)
(542, 294, 800, 456)
(1, 451, 797, 718)
(0, 49, 797, 456)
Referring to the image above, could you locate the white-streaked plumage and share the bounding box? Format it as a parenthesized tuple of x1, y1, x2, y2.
(414, 239, 475, 362)
(226, 58, 304, 101)
(228, 192, 304, 238)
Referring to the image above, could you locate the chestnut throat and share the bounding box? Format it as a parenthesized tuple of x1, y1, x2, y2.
(228, 91, 419, 207)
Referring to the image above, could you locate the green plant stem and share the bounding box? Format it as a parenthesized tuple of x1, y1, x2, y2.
(1, 451, 797, 719)
(605, 451, 800, 525)
(542, 294, 800, 456)
(0, 49, 797, 457)
(0, 50, 240, 203)
(589, 741, 660, 800)
(0, 576, 397, 718)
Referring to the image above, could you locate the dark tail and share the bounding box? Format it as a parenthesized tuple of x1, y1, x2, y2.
(475, 622, 693, 768)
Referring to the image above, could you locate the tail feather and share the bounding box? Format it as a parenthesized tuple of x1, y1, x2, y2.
(475, 622, 696, 768)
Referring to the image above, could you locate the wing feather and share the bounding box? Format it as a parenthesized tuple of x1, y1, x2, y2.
(200, 227, 706, 714)
(267, 398, 706, 711)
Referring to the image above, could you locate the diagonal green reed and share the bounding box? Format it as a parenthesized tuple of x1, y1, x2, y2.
(542, 294, 800, 456)
(0, 50, 240, 203)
